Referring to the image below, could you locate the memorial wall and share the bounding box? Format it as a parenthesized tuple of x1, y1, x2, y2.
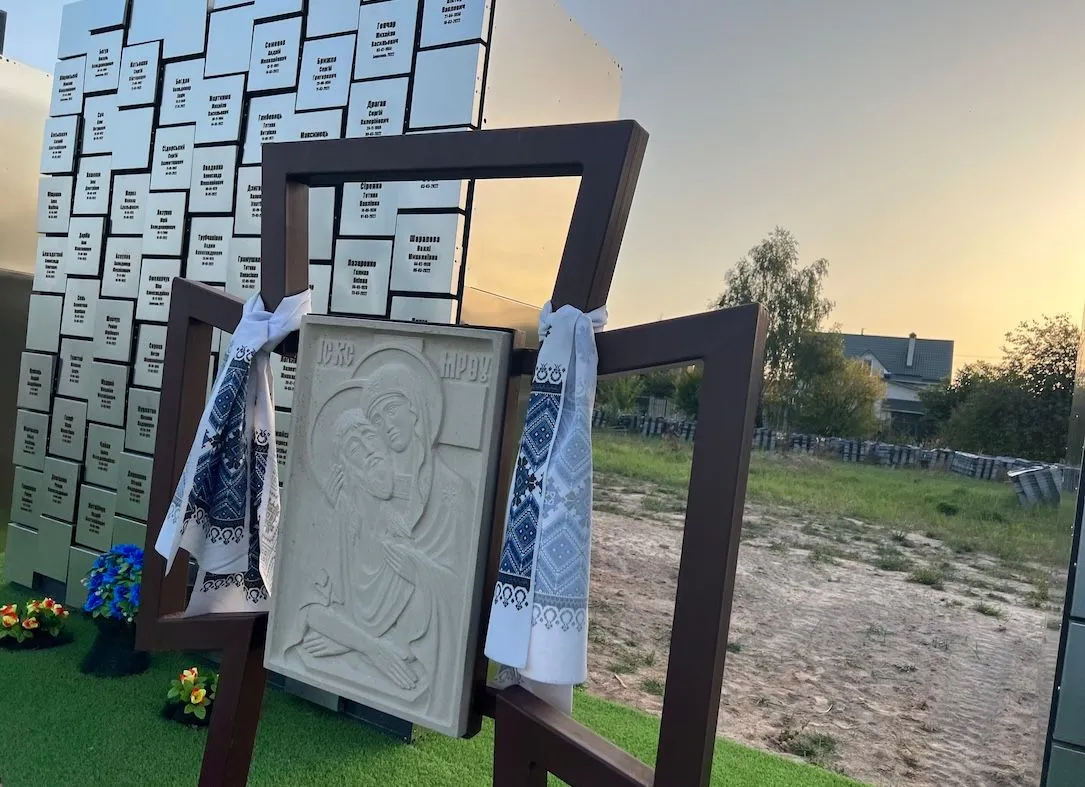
(4, 0, 620, 621)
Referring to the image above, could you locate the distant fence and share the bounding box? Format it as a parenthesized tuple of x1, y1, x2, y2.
(592, 410, 1078, 502)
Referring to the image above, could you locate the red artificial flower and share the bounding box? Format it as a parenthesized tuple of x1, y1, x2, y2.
(22, 617, 39, 630)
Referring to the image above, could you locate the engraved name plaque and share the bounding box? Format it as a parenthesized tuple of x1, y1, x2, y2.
(142, 191, 187, 256)
(76, 485, 117, 552)
(160, 58, 203, 125)
(187, 217, 233, 283)
(117, 41, 161, 107)
(93, 299, 135, 363)
(390, 296, 457, 325)
(410, 44, 485, 129)
(33, 236, 68, 294)
(420, 0, 492, 48)
(291, 108, 344, 145)
(190, 145, 238, 213)
(110, 173, 150, 235)
(85, 30, 124, 94)
(49, 397, 88, 461)
(266, 317, 511, 738)
(61, 277, 101, 339)
(58, 339, 94, 400)
(243, 93, 296, 165)
(74, 155, 112, 215)
(102, 237, 143, 298)
(12, 467, 44, 527)
(150, 124, 196, 191)
(196, 74, 246, 145)
(89, 361, 130, 427)
(227, 237, 262, 299)
(346, 78, 408, 139)
(115, 452, 153, 520)
(50, 57, 87, 117)
(26, 295, 64, 354)
(355, 0, 418, 81)
(111, 106, 155, 170)
(82, 93, 118, 156)
(331, 239, 393, 316)
(125, 388, 160, 455)
(296, 33, 356, 111)
(18, 352, 56, 413)
(42, 457, 81, 523)
(249, 16, 303, 92)
(14, 410, 49, 471)
(66, 216, 106, 277)
(340, 181, 399, 237)
(41, 115, 80, 175)
(390, 213, 465, 294)
(400, 178, 469, 211)
(235, 166, 262, 235)
(85, 423, 126, 489)
(37, 176, 73, 234)
(308, 0, 362, 38)
(133, 324, 167, 389)
(136, 258, 181, 322)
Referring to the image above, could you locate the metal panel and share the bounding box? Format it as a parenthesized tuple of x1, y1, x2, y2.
(57, 339, 95, 400)
(50, 57, 87, 117)
(11, 467, 44, 528)
(49, 397, 88, 461)
(111, 106, 155, 171)
(86, 0, 131, 33)
(160, 58, 204, 126)
(196, 74, 247, 145)
(136, 258, 181, 322)
(60, 276, 101, 338)
(33, 236, 68, 294)
(227, 237, 262, 299)
(410, 44, 484, 129)
(390, 295, 457, 325)
(102, 236, 143, 298)
(124, 387, 160, 455)
(188, 217, 234, 283)
(81, 92, 118, 156)
(66, 545, 101, 610)
(142, 191, 188, 257)
(355, 0, 418, 80)
(115, 451, 153, 520)
(17, 353, 56, 413)
(308, 0, 363, 38)
(25, 294, 64, 353)
(93, 299, 135, 362)
(248, 16, 303, 92)
(206, 4, 257, 78)
(76, 484, 117, 551)
(74, 155, 113, 216)
(14, 409, 49, 471)
(65, 216, 106, 277)
(235, 166, 263, 234)
(243, 93, 297, 165)
(345, 77, 408, 138)
(3, 524, 38, 587)
(41, 457, 80, 523)
(330, 238, 392, 315)
(36, 515, 73, 581)
(151, 124, 196, 191)
(340, 181, 399, 236)
(88, 361, 130, 427)
(420, 0, 491, 48)
(116, 41, 161, 108)
(37, 175, 74, 234)
(112, 515, 147, 548)
(85, 29, 124, 94)
(190, 145, 238, 213)
(58, 1, 91, 59)
(133, 324, 168, 389)
(110, 173, 150, 235)
(85, 423, 126, 489)
(40, 115, 80, 175)
(390, 213, 464, 294)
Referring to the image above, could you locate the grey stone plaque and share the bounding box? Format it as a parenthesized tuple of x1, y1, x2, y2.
(74, 155, 112, 215)
(37, 175, 74, 234)
(205, 4, 256, 78)
(115, 451, 153, 519)
(85, 30, 124, 94)
(38, 516, 75, 581)
(26, 295, 65, 354)
(151, 124, 196, 191)
(40, 115, 80, 175)
(420, 0, 491, 47)
(58, 339, 95, 399)
(332, 239, 392, 315)
(410, 44, 484, 129)
(12, 467, 45, 527)
(14, 410, 49, 471)
(136, 258, 181, 323)
(77, 485, 117, 552)
(133, 324, 167, 389)
(86, 0, 130, 32)
(125, 388, 160, 455)
(33, 236, 68, 294)
(160, 58, 204, 126)
(116, 41, 161, 107)
(113, 516, 147, 549)
(143, 191, 187, 256)
(346, 78, 408, 139)
(49, 397, 88, 461)
(102, 237, 143, 298)
(187, 217, 233, 283)
(81, 93, 118, 156)
(249, 17, 303, 92)
(89, 362, 130, 428)
(275, 409, 292, 481)
(196, 74, 247, 145)
(163, 0, 208, 60)
(235, 166, 263, 235)
(265, 317, 510, 737)
(400, 178, 468, 211)
(243, 93, 296, 165)
(291, 108, 344, 145)
(310, 188, 336, 260)
(61, 277, 101, 339)
(256, 0, 304, 17)
(66, 216, 106, 277)
(18, 353, 56, 413)
(296, 34, 356, 111)
(110, 173, 150, 235)
(85, 423, 125, 489)
(93, 299, 135, 363)
(50, 57, 87, 117)
(109, 174, 149, 235)
(390, 213, 464, 294)
(271, 352, 297, 408)
(228, 237, 262, 299)
(111, 107, 155, 171)
(390, 296, 457, 325)
(190, 145, 238, 213)
(309, 263, 333, 315)
(340, 181, 399, 236)
(355, 0, 418, 80)
(58, 1, 91, 59)
(309, 0, 363, 37)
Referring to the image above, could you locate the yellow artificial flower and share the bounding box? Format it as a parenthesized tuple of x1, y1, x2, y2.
(181, 668, 199, 683)
(0, 603, 16, 616)
(22, 617, 39, 630)
(190, 688, 207, 705)
(26, 601, 39, 614)
(1, 614, 17, 629)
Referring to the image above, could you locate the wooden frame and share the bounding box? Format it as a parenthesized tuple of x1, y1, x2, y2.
(138, 119, 767, 786)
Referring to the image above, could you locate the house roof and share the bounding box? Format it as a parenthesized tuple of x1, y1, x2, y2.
(841, 333, 954, 382)
(884, 398, 927, 415)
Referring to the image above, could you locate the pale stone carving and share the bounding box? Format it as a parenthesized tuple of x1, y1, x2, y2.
(266, 317, 511, 737)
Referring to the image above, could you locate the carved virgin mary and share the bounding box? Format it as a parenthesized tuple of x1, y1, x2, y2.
(285, 346, 473, 720)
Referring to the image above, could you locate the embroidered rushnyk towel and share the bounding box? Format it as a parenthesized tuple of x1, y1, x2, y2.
(485, 301, 606, 713)
(155, 290, 311, 616)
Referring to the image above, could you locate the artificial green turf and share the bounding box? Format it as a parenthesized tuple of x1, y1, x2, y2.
(0, 574, 860, 787)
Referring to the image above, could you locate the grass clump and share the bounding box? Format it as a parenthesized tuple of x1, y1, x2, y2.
(909, 566, 947, 590)
(727, 642, 745, 654)
(779, 730, 839, 767)
(973, 601, 1005, 619)
(640, 678, 665, 696)
(876, 545, 910, 572)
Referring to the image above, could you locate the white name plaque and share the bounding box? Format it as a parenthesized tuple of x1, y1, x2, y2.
(109, 173, 150, 235)
(14, 410, 49, 472)
(390, 296, 457, 325)
(143, 191, 187, 256)
(296, 34, 356, 111)
(115, 452, 153, 519)
(49, 397, 88, 461)
(340, 181, 399, 237)
(356, 0, 418, 80)
(346, 78, 408, 139)
(190, 145, 238, 213)
(160, 58, 203, 125)
(227, 237, 262, 299)
(243, 93, 296, 165)
(61, 277, 101, 338)
(89, 361, 130, 427)
(420, 0, 492, 47)
(125, 387, 160, 454)
(18, 352, 56, 413)
(196, 74, 247, 145)
(33, 236, 68, 294)
(58, 339, 95, 400)
(77, 485, 118, 552)
(390, 213, 465, 294)
(188, 217, 233, 283)
(151, 124, 196, 191)
(249, 16, 303, 92)
(12, 467, 45, 527)
(41, 115, 80, 174)
(86, 424, 126, 490)
(134, 324, 167, 389)
(235, 166, 262, 235)
(331, 239, 392, 316)
(85, 30, 124, 94)
(74, 155, 112, 215)
(42, 457, 81, 523)
(82, 93, 118, 156)
(66, 216, 106, 277)
(116, 41, 161, 107)
(37, 176, 74, 235)
(93, 299, 135, 363)
(136, 258, 181, 322)
(50, 57, 87, 117)
(102, 237, 143, 298)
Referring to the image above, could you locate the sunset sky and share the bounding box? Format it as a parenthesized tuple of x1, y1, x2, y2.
(9, 0, 1085, 369)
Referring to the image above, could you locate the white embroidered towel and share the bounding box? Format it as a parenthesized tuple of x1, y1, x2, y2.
(155, 290, 311, 616)
(485, 301, 606, 711)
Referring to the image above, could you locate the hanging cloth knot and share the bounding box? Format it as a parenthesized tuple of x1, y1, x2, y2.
(485, 300, 607, 713)
(155, 289, 311, 616)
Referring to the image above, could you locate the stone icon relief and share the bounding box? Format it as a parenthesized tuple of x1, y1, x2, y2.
(266, 318, 510, 737)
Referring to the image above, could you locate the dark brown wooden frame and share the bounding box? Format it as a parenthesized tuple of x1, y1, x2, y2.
(138, 120, 767, 787)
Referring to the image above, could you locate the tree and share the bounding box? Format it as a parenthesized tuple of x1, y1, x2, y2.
(790, 333, 885, 438)
(640, 370, 677, 400)
(715, 227, 834, 427)
(674, 367, 702, 418)
(595, 376, 643, 417)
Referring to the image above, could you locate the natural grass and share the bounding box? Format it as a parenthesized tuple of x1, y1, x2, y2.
(592, 432, 1071, 568)
(973, 601, 1005, 619)
(908, 566, 948, 590)
(0, 573, 859, 787)
(875, 545, 911, 572)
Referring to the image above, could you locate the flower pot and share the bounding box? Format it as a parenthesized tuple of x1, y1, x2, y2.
(78, 617, 150, 677)
(161, 701, 213, 728)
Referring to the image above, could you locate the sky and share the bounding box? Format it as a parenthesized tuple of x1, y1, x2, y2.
(7, 0, 1085, 368)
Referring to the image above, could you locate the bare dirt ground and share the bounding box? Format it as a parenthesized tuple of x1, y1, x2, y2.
(587, 476, 1065, 786)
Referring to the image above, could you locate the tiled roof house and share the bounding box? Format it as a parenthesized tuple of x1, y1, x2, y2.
(840, 332, 954, 423)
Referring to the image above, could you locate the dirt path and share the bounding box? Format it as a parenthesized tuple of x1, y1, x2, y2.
(586, 479, 1063, 786)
